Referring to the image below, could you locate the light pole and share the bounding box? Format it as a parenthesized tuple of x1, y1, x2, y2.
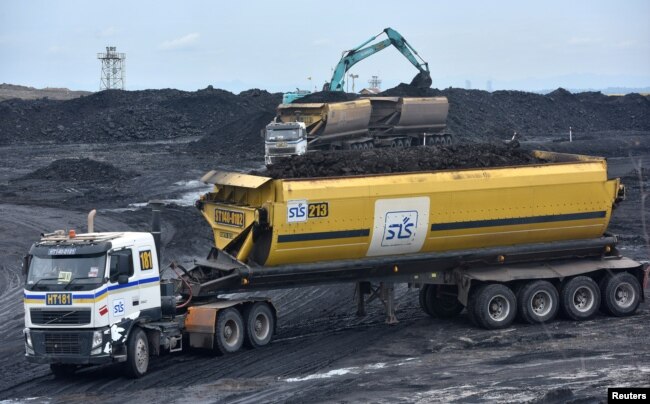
(349, 73, 359, 93)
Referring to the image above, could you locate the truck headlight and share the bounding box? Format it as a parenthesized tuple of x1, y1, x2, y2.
(92, 330, 103, 348)
(24, 328, 32, 349)
(24, 328, 34, 355)
(90, 330, 104, 355)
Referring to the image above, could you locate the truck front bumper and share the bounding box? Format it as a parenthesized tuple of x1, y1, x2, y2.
(25, 328, 124, 365)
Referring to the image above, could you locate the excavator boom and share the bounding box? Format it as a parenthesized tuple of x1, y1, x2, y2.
(325, 27, 432, 91)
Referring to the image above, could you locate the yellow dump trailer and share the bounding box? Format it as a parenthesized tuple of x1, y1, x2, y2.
(197, 151, 621, 267)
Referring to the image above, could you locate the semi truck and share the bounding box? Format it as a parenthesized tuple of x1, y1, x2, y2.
(23, 151, 648, 377)
(264, 96, 450, 165)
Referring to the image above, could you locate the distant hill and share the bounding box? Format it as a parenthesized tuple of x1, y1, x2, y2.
(0, 83, 92, 101)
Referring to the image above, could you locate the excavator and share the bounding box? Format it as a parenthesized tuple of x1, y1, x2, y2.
(323, 27, 432, 91)
(265, 28, 442, 164)
(283, 27, 432, 103)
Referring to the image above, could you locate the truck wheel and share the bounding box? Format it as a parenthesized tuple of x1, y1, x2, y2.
(560, 276, 600, 321)
(214, 308, 244, 354)
(472, 284, 517, 329)
(426, 285, 464, 318)
(419, 285, 434, 317)
(125, 327, 149, 378)
(50, 363, 77, 378)
(600, 272, 641, 317)
(244, 303, 274, 348)
(517, 280, 559, 324)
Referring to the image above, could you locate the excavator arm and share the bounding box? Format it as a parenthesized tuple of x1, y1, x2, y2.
(324, 27, 432, 91)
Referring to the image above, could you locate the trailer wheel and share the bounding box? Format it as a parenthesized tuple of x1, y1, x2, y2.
(214, 308, 244, 354)
(560, 276, 600, 321)
(426, 285, 464, 318)
(418, 285, 433, 317)
(517, 280, 559, 324)
(50, 364, 77, 378)
(125, 327, 149, 378)
(600, 272, 641, 317)
(472, 284, 517, 329)
(244, 303, 274, 348)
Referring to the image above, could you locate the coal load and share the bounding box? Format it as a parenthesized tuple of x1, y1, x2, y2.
(260, 143, 546, 179)
(291, 91, 359, 103)
(17, 158, 137, 183)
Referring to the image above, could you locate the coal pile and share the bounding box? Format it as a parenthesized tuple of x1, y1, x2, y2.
(188, 109, 276, 154)
(0, 87, 281, 145)
(17, 158, 137, 183)
(260, 143, 545, 179)
(380, 84, 650, 138)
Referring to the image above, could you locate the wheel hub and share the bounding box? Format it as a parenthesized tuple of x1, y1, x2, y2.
(614, 282, 635, 308)
(573, 287, 594, 312)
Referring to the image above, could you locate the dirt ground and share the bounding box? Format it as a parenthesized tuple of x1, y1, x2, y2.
(0, 85, 648, 403)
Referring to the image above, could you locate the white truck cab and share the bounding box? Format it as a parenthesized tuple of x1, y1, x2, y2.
(23, 231, 164, 376)
(263, 121, 308, 165)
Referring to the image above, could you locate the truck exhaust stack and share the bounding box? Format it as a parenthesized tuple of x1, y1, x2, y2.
(149, 200, 163, 264)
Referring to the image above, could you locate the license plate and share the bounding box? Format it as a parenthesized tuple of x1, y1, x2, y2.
(276, 142, 287, 147)
(215, 208, 245, 228)
(46, 293, 72, 305)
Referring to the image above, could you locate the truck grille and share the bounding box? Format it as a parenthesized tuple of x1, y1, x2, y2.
(31, 309, 91, 325)
(44, 333, 81, 354)
(268, 147, 296, 154)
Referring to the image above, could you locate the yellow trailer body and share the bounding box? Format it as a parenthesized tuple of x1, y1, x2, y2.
(198, 151, 621, 267)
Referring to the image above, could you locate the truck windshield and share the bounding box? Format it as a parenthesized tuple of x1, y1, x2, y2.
(26, 253, 107, 291)
(266, 128, 302, 142)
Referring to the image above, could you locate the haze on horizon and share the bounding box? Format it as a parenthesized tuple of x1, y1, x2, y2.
(1, 0, 649, 94)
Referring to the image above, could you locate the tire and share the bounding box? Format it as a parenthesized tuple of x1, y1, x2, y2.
(125, 327, 149, 378)
(600, 272, 641, 317)
(472, 284, 517, 329)
(214, 308, 244, 354)
(517, 280, 559, 324)
(418, 285, 434, 317)
(560, 276, 600, 321)
(50, 363, 77, 378)
(244, 303, 274, 348)
(426, 285, 464, 318)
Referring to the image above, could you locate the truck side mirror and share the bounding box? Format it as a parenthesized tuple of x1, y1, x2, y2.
(22, 255, 31, 277)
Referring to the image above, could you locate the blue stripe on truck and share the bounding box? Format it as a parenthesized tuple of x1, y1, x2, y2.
(278, 229, 370, 243)
(430, 211, 607, 232)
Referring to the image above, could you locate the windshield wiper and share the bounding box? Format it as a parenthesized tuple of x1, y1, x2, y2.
(29, 277, 60, 291)
(64, 277, 101, 290)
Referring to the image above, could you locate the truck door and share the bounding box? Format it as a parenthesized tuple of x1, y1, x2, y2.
(134, 245, 161, 317)
(108, 248, 140, 323)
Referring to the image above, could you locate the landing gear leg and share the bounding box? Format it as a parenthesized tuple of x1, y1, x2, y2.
(355, 282, 367, 317)
(380, 282, 398, 325)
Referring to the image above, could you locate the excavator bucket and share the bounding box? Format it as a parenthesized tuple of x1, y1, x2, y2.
(410, 71, 432, 89)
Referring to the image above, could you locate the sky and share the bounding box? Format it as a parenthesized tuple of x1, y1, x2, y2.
(1, 0, 649, 93)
